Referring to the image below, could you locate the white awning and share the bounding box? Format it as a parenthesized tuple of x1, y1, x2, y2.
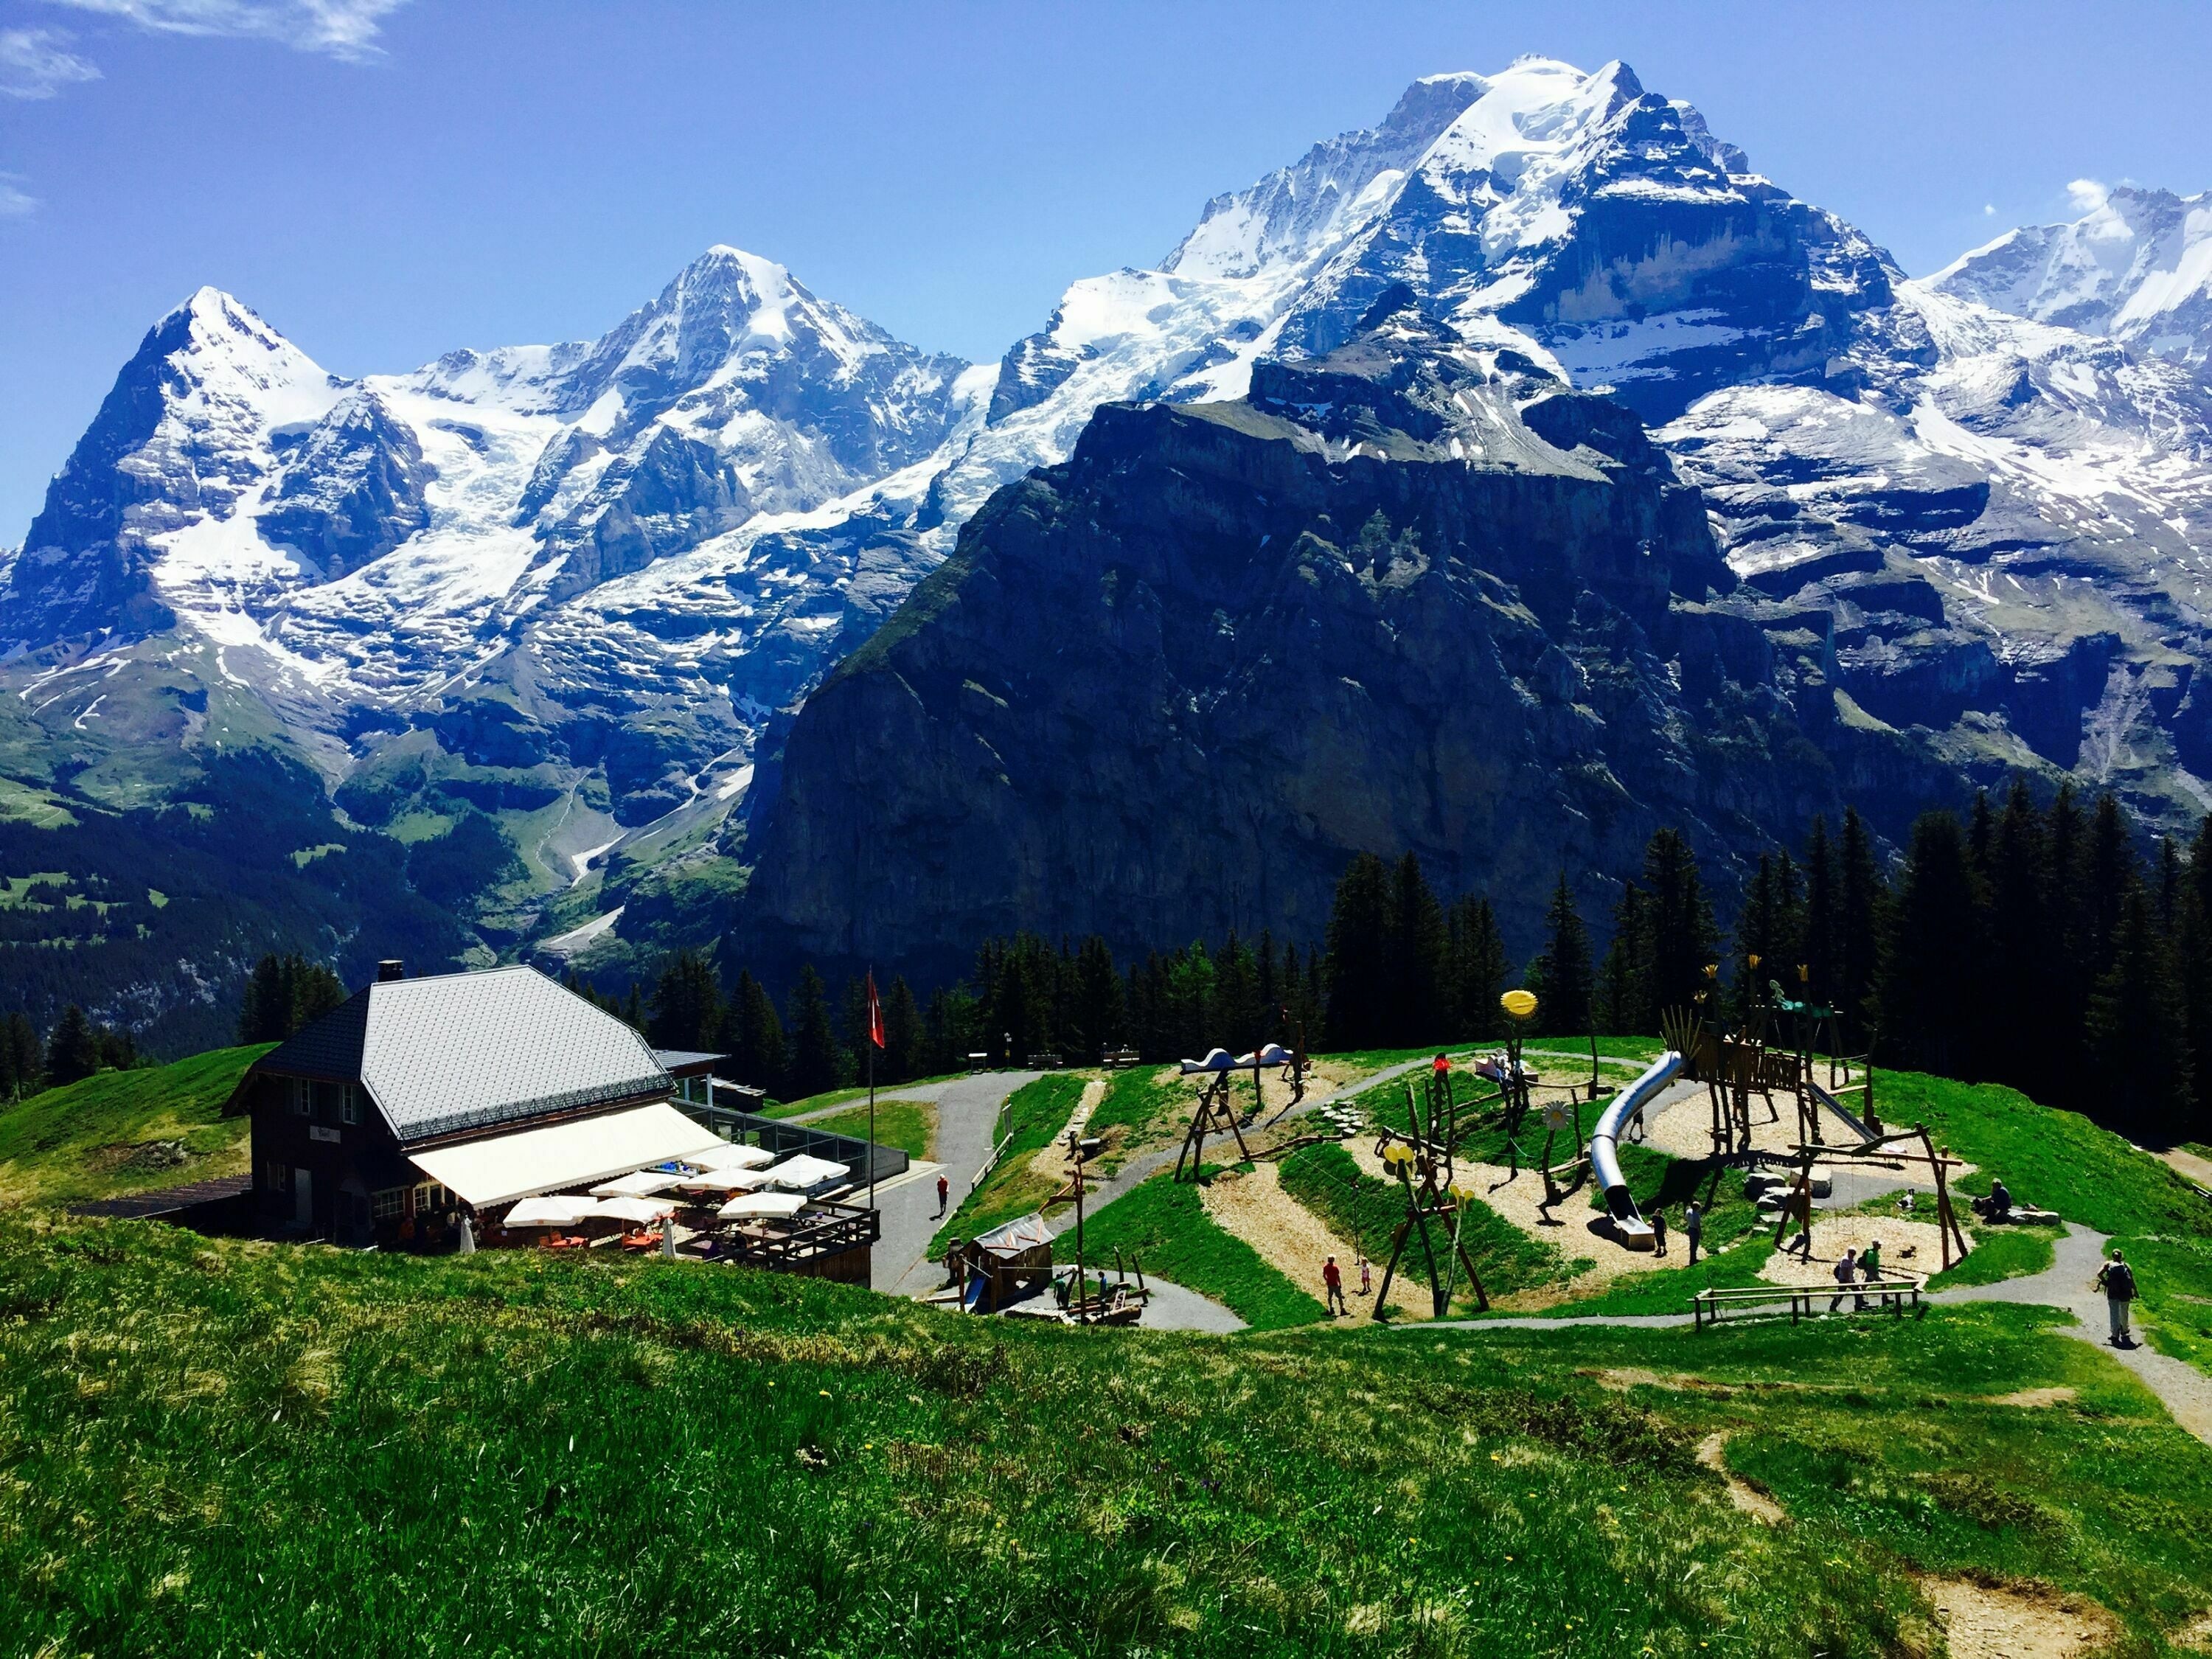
(411, 1102, 721, 1208)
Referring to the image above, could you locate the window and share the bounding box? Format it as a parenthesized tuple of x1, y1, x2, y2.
(339, 1085, 361, 1127)
(413, 1181, 451, 1214)
(371, 1187, 406, 1221)
(288, 1078, 309, 1117)
(265, 1160, 289, 1193)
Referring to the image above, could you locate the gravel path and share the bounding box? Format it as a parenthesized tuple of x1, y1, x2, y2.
(1937, 1223, 2212, 1444)
(1198, 1163, 1360, 1318)
(882, 1071, 1039, 1295)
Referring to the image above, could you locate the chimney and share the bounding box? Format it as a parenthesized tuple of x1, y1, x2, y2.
(376, 960, 406, 984)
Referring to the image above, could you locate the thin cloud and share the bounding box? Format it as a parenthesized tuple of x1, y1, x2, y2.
(1, 27, 102, 98)
(44, 1, 410, 60)
(0, 173, 38, 217)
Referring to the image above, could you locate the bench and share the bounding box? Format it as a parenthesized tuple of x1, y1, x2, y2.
(1692, 1273, 1926, 1329)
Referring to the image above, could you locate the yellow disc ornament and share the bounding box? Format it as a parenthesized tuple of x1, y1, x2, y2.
(1500, 988, 1538, 1022)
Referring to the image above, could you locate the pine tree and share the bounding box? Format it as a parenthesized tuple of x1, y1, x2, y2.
(1874, 813, 1984, 1077)
(1641, 829, 1720, 1026)
(1732, 855, 1797, 1020)
(1070, 935, 1125, 1061)
(1982, 779, 2049, 1093)
(1525, 873, 1593, 1037)
(2087, 884, 2193, 1141)
(646, 950, 723, 1051)
(46, 1005, 102, 1087)
(2043, 785, 2093, 1101)
(2179, 815, 2212, 1138)
(1384, 854, 1450, 1046)
(785, 967, 844, 1099)
(1803, 817, 1840, 1010)
(880, 976, 923, 1083)
(1839, 807, 1885, 1048)
(1445, 895, 1510, 1041)
(237, 953, 347, 1044)
(0, 1012, 39, 1099)
(1214, 933, 1264, 1054)
(1596, 885, 1649, 1037)
(1323, 854, 1392, 1050)
(1164, 942, 1217, 1059)
(726, 970, 787, 1096)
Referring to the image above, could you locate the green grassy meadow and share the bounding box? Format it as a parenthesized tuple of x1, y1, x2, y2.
(0, 1044, 268, 1207)
(812, 1097, 939, 1161)
(2, 1214, 2210, 1655)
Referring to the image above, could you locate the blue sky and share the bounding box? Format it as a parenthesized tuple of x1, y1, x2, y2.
(2, 0, 2208, 538)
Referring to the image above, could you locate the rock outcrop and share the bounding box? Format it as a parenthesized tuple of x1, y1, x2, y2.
(735, 305, 1956, 981)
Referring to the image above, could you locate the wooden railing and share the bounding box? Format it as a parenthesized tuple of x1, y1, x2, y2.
(1691, 1272, 1925, 1329)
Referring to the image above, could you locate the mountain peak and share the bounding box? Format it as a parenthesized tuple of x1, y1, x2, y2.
(1929, 180, 2212, 362)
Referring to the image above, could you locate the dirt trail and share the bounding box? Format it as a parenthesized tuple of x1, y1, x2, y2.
(1198, 1163, 1395, 1321)
(1695, 1432, 1783, 1523)
(1755, 1217, 1957, 1288)
(1917, 1575, 2119, 1659)
(1021, 1079, 1107, 1189)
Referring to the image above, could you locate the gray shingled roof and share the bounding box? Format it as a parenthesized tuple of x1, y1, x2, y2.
(254, 966, 672, 1144)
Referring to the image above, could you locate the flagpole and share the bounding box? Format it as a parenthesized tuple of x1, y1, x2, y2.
(866, 970, 878, 1213)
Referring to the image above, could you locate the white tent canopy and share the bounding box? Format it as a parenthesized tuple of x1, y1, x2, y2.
(505, 1195, 595, 1227)
(590, 1169, 684, 1198)
(411, 1102, 722, 1208)
(689, 1141, 776, 1172)
(718, 1192, 808, 1221)
(761, 1154, 849, 1190)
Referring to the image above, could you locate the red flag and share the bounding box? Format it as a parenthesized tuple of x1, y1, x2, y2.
(866, 971, 886, 1049)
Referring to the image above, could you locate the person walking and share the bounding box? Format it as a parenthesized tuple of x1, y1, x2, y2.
(1323, 1254, 1348, 1317)
(1650, 1208, 1669, 1258)
(1830, 1248, 1860, 1313)
(934, 1173, 950, 1218)
(1358, 1255, 1373, 1297)
(2096, 1248, 2138, 1346)
(1683, 1202, 1703, 1265)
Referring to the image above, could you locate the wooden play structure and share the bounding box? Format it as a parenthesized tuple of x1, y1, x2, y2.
(1363, 993, 1545, 1320)
(1662, 961, 1882, 1161)
(1172, 1040, 1304, 1180)
(1055, 1129, 1142, 1325)
(1767, 1121, 1972, 1271)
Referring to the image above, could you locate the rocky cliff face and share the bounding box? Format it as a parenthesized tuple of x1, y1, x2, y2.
(735, 306, 1953, 981)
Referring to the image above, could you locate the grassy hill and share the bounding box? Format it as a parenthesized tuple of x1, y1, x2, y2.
(2, 1212, 2210, 1654)
(0, 1043, 267, 1207)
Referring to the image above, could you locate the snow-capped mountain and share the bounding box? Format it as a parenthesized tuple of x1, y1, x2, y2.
(7, 56, 2212, 978)
(1930, 184, 2212, 364)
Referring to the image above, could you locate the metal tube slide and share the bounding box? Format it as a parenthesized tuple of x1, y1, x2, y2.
(1585, 1050, 1684, 1249)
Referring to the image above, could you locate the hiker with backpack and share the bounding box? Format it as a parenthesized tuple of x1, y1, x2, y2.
(2095, 1248, 2138, 1347)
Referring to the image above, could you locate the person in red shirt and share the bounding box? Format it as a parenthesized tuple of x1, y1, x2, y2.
(1323, 1254, 1347, 1316)
(934, 1173, 950, 1217)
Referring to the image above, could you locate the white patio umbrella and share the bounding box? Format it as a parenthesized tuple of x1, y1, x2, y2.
(717, 1192, 808, 1221)
(690, 1142, 776, 1172)
(588, 1169, 684, 1197)
(760, 1154, 849, 1190)
(591, 1195, 678, 1225)
(504, 1195, 594, 1227)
